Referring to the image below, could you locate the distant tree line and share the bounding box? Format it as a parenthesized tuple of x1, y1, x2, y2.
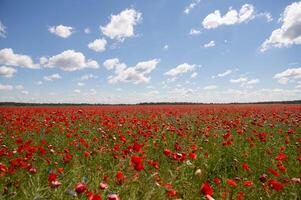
(0, 100, 300, 106)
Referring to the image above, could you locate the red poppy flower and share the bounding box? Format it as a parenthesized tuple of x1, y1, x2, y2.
(243, 180, 253, 187)
(268, 179, 284, 190)
(201, 182, 213, 196)
(226, 179, 237, 187)
(167, 189, 177, 197)
(75, 182, 87, 193)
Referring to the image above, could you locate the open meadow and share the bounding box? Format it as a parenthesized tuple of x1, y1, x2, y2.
(0, 105, 300, 200)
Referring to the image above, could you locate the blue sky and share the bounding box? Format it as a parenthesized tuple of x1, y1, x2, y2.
(0, 0, 301, 103)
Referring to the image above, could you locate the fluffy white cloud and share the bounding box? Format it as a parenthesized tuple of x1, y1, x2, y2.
(189, 28, 201, 35)
(261, 1, 301, 51)
(230, 76, 260, 87)
(0, 84, 13, 91)
(100, 8, 142, 40)
(45, 50, 99, 71)
(0, 21, 7, 38)
(202, 4, 255, 29)
(184, 0, 201, 14)
(88, 38, 107, 52)
(165, 63, 196, 76)
(74, 89, 81, 93)
(77, 82, 85, 86)
(0, 48, 39, 69)
(103, 58, 120, 70)
(106, 58, 160, 84)
(274, 67, 301, 84)
(43, 73, 62, 81)
(21, 90, 29, 95)
(204, 40, 215, 48)
(79, 73, 98, 81)
(49, 25, 74, 38)
(212, 69, 232, 78)
(163, 45, 169, 50)
(0, 66, 17, 78)
(230, 77, 248, 83)
(204, 85, 218, 90)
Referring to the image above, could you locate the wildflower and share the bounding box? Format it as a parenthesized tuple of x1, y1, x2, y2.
(201, 182, 213, 196)
(167, 189, 177, 197)
(226, 179, 237, 187)
(108, 193, 120, 200)
(268, 179, 284, 190)
(99, 182, 108, 190)
(75, 183, 87, 193)
(242, 163, 250, 171)
(243, 180, 253, 187)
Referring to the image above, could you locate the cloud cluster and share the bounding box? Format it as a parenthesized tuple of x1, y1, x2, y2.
(104, 58, 160, 84)
(261, 1, 301, 51)
(184, 0, 201, 14)
(49, 25, 74, 38)
(44, 50, 99, 71)
(43, 73, 62, 81)
(274, 67, 301, 84)
(0, 48, 39, 69)
(101, 8, 142, 41)
(165, 63, 196, 77)
(230, 76, 259, 87)
(88, 38, 107, 52)
(0, 66, 17, 78)
(202, 4, 255, 29)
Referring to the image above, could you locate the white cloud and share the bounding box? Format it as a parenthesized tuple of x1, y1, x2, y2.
(84, 27, 91, 34)
(79, 73, 98, 81)
(212, 69, 232, 78)
(43, 73, 62, 81)
(49, 25, 74, 38)
(21, 90, 29, 95)
(163, 45, 169, 50)
(0, 66, 17, 78)
(230, 76, 260, 87)
(0, 48, 39, 69)
(204, 85, 218, 90)
(100, 8, 142, 41)
(103, 58, 120, 70)
(274, 67, 301, 84)
(77, 82, 85, 86)
(45, 50, 99, 71)
(88, 38, 107, 52)
(204, 40, 215, 48)
(202, 4, 255, 29)
(191, 72, 198, 78)
(261, 1, 301, 51)
(107, 58, 160, 84)
(74, 89, 81, 93)
(165, 63, 196, 76)
(0, 84, 13, 91)
(230, 77, 248, 83)
(184, 0, 201, 14)
(211, 69, 232, 78)
(15, 85, 24, 90)
(0, 21, 7, 38)
(189, 28, 201, 35)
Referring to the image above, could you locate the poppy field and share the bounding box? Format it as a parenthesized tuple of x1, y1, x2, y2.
(0, 104, 300, 200)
